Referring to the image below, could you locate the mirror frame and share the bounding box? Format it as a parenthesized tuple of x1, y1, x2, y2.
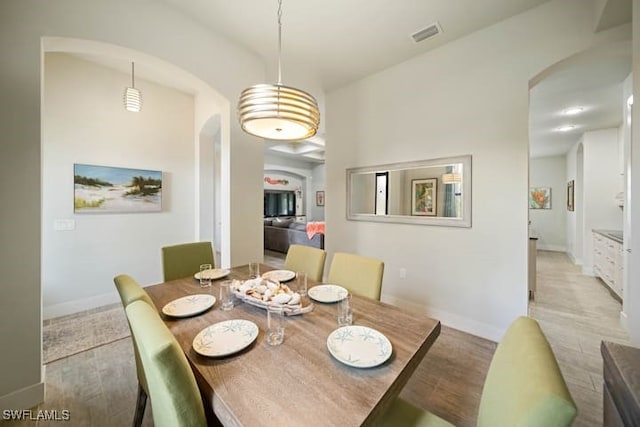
(346, 155, 472, 227)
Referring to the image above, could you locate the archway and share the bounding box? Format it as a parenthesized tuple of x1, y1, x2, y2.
(41, 37, 231, 317)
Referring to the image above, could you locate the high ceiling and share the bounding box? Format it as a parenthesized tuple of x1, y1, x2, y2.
(162, 0, 552, 91)
(160, 0, 561, 163)
(68, 1, 632, 162)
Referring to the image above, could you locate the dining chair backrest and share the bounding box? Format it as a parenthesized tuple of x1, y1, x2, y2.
(114, 274, 155, 308)
(113, 274, 155, 427)
(327, 252, 384, 300)
(125, 300, 207, 427)
(161, 241, 214, 282)
(375, 316, 576, 427)
(476, 316, 576, 426)
(284, 244, 327, 282)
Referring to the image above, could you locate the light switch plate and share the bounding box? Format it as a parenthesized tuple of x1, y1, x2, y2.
(54, 219, 75, 231)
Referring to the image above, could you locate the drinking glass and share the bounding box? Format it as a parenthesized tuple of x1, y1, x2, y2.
(337, 293, 353, 326)
(199, 264, 212, 287)
(296, 271, 308, 296)
(267, 306, 285, 346)
(219, 280, 234, 311)
(249, 262, 260, 279)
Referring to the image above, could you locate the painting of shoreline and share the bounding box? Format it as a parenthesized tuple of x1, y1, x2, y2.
(74, 164, 162, 213)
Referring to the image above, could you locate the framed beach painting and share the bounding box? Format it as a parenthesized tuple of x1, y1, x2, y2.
(529, 187, 551, 209)
(74, 164, 162, 213)
(411, 178, 437, 216)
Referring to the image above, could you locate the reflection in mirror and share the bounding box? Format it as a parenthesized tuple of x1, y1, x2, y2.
(347, 155, 471, 227)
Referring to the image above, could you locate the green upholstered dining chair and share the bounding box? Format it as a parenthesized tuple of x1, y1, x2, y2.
(114, 274, 155, 427)
(125, 300, 207, 427)
(283, 244, 327, 282)
(375, 316, 577, 427)
(161, 241, 214, 282)
(327, 252, 384, 300)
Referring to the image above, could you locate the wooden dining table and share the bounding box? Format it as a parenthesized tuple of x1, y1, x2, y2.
(144, 264, 441, 426)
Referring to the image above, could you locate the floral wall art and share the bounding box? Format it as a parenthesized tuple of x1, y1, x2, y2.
(529, 187, 551, 209)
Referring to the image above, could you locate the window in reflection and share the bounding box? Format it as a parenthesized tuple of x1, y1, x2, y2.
(442, 163, 463, 218)
(375, 172, 388, 215)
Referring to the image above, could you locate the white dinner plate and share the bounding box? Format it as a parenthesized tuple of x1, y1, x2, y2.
(192, 319, 259, 357)
(262, 269, 295, 282)
(194, 268, 231, 281)
(162, 294, 216, 318)
(308, 284, 349, 303)
(326, 325, 393, 368)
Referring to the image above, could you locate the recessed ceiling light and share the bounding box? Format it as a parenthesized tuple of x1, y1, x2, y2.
(556, 125, 576, 132)
(563, 107, 583, 116)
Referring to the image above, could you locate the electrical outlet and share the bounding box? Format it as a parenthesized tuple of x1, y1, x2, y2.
(399, 268, 406, 279)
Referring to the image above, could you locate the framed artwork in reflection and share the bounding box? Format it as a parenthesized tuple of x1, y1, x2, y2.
(411, 178, 437, 216)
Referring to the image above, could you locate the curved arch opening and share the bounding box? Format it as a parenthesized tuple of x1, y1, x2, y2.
(41, 36, 232, 317)
(528, 38, 630, 308)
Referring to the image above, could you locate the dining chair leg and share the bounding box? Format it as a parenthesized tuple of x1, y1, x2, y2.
(132, 383, 147, 427)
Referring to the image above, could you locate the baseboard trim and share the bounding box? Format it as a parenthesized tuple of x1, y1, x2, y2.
(0, 381, 44, 411)
(537, 244, 566, 252)
(566, 252, 583, 266)
(43, 291, 121, 320)
(382, 295, 504, 342)
(620, 311, 628, 331)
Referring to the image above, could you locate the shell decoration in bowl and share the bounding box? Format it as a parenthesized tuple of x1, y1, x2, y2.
(231, 278, 301, 307)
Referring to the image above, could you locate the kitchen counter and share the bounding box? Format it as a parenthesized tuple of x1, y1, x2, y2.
(602, 341, 640, 426)
(594, 229, 623, 244)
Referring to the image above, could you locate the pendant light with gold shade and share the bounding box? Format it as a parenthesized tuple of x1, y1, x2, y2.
(238, 0, 320, 141)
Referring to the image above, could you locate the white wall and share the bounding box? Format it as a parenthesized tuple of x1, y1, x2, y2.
(628, 0, 640, 345)
(581, 128, 624, 275)
(565, 141, 584, 263)
(622, 73, 632, 319)
(42, 53, 195, 317)
(310, 164, 326, 221)
(326, 0, 630, 341)
(0, 0, 265, 409)
(529, 156, 568, 251)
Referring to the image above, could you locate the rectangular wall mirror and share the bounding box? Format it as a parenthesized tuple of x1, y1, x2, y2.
(346, 155, 472, 227)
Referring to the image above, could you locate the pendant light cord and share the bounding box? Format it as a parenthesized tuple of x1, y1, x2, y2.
(131, 62, 135, 88)
(277, 0, 283, 85)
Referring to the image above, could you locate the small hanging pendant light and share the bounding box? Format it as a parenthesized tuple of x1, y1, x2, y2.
(238, 0, 319, 141)
(124, 62, 142, 112)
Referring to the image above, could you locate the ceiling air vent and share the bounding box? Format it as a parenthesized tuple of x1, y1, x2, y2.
(411, 22, 442, 43)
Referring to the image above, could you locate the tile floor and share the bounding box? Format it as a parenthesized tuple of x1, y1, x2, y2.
(528, 250, 629, 426)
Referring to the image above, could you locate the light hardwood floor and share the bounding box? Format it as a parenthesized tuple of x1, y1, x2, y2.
(15, 249, 627, 426)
